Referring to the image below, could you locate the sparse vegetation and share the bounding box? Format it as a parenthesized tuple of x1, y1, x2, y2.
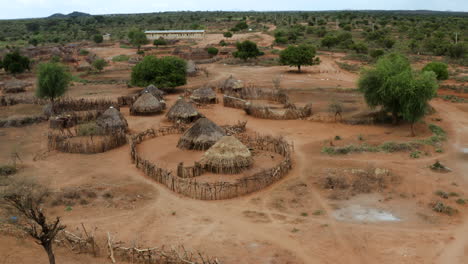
(112, 54, 130, 62)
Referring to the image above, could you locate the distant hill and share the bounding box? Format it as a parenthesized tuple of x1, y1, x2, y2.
(48, 11, 91, 18)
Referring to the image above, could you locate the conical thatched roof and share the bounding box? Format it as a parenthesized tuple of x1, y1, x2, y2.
(130, 92, 165, 115)
(177, 118, 226, 150)
(190, 86, 217, 104)
(221, 75, 243, 92)
(140, 84, 165, 100)
(96, 106, 128, 132)
(166, 98, 201, 123)
(200, 136, 252, 174)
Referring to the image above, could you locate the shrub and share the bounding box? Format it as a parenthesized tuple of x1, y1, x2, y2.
(223, 32, 233, 38)
(432, 201, 457, 215)
(0, 165, 16, 176)
(76, 122, 101, 136)
(207, 47, 219, 56)
(93, 34, 103, 44)
(334, 135, 341, 140)
(130, 55, 187, 88)
(369, 49, 384, 59)
(2, 50, 30, 75)
(423, 62, 449, 80)
(456, 199, 466, 205)
(219, 40, 227, 46)
(410, 150, 421, 158)
(153, 38, 167, 46)
(112, 54, 129, 62)
(435, 190, 449, 199)
(79, 49, 90, 56)
(233, 40, 263, 61)
(92, 59, 108, 72)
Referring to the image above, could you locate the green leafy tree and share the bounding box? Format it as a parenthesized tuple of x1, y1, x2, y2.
(233, 40, 263, 61)
(93, 34, 103, 44)
(422, 62, 448, 80)
(235, 21, 248, 30)
(358, 53, 438, 135)
(36, 62, 71, 104)
(352, 42, 368, 54)
(130, 56, 187, 88)
(448, 43, 466, 59)
(92, 59, 108, 72)
(2, 50, 30, 75)
(370, 49, 385, 59)
(223, 32, 233, 38)
(321, 35, 338, 49)
(29, 38, 39, 47)
(128, 30, 148, 51)
(153, 38, 167, 46)
(279, 44, 319, 72)
(401, 71, 438, 136)
(207, 47, 219, 56)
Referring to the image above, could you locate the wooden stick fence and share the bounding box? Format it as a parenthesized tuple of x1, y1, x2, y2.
(130, 126, 293, 200)
(48, 131, 127, 154)
(52, 97, 119, 113)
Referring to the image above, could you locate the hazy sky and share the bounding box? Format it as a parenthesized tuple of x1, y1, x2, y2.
(1, 0, 467, 19)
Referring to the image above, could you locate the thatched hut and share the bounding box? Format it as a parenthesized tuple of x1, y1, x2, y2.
(190, 86, 217, 104)
(166, 98, 201, 123)
(130, 92, 165, 115)
(200, 136, 252, 174)
(96, 106, 128, 132)
(140, 85, 165, 100)
(177, 118, 226, 150)
(220, 75, 244, 94)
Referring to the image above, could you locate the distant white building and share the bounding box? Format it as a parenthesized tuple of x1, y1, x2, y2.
(144, 30, 205, 40)
(103, 33, 111, 41)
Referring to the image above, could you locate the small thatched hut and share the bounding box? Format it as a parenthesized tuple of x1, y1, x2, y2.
(200, 136, 252, 174)
(220, 75, 244, 94)
(166, 98, 201, 123)
(140, 85, 165, 100)
(96, 106, 128, 132)
(177, 118, 226, 150)
(190, 86, 217, 104)
(130, 92, 165, 115)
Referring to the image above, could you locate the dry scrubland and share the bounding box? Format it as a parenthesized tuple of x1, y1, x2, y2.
(1, 30, 468, 264)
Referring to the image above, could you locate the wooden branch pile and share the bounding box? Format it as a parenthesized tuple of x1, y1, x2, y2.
(130, 129, 293, 200)
(221, 121, 247, 135)
(49, 110, 103, 129)
(107, 233, 220, 264)
(48, 131, 127, 154)
(117, 94, 139, 106)
(52, 97, 118, 113)
(55, 225, 100, 256)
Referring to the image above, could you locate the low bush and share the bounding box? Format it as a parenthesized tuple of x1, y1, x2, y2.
(76, 122, 101, 136)
(112, 54, 130, 62)
(0, 165, 16, 176)
(432, 201, 458, 215)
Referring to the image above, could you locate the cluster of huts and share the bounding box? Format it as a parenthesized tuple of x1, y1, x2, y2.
(99, 86, 253, 174)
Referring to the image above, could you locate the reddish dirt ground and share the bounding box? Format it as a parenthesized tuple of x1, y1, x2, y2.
(1, 41, 468, 264)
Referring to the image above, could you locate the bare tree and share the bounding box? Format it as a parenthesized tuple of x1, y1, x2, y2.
(272, 76, 281, 90)
(328, 101, 343, 122)
(3, 179, 65, 264)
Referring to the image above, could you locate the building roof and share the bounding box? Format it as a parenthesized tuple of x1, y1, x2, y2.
(145, 30, 205, 34)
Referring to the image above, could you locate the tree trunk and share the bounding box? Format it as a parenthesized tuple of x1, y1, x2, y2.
(43, 243, 56, 264)
(298, 65, 301, 73)
(410, 123, 416, 137)
(392, 111, 398, 125)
